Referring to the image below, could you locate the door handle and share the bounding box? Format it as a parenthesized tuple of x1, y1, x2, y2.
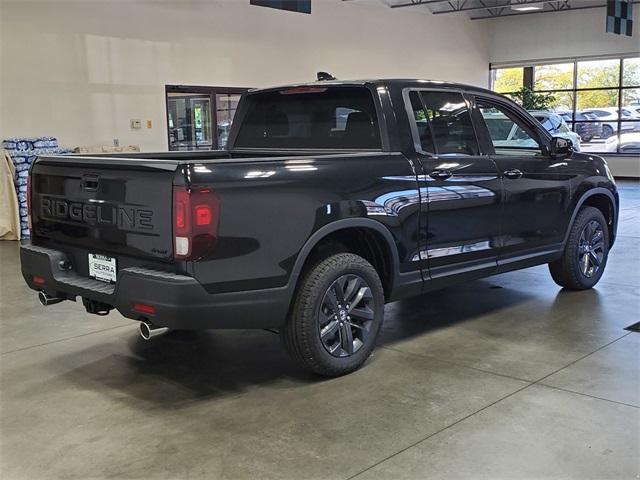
(429, 169, 452, 181)
(503, 168, 523, 180)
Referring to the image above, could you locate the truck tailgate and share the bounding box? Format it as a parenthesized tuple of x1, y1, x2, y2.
(31, 156, 177, 267)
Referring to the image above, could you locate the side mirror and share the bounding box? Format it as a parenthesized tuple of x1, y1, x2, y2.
(550, 137, 573, 160)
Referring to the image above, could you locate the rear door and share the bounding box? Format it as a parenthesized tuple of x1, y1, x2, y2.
(31, 156, 177, 278)
(472, 96, 573, 270)
(406, 89, 503, 288)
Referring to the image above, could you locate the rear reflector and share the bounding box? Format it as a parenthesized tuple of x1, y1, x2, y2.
(132, 303, 156, 315)
(172, 186, 220, 260)
(33, 275, 45, 285)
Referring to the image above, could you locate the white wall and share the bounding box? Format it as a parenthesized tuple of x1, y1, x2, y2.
(489, 8, 640, 65)
(0, 0, 489, 151)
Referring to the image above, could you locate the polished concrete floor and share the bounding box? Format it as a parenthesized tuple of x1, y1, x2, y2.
(1, 181, 639, 480)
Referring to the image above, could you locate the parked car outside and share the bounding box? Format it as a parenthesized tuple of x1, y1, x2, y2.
(627, 105, 640, 117)
(559, 111, 601, 142)
(603, 132, 640, 153)
(483, 111, 581, 151)
(583, 107, 640, 138)
(530, 111, 581, 151)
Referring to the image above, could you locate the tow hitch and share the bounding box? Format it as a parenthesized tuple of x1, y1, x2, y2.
(82, 298, 113, 316)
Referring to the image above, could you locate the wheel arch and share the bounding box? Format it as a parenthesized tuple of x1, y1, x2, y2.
(286, 218, 400, 302)
(566, 187, 618, 248)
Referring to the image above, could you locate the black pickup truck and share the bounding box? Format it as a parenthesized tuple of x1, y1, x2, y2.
(21, 79, 618, 376)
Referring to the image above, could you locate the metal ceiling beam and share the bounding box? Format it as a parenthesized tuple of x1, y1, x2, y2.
(470, 1, 640, 19)
(345, 0, 640, 20)
(432, 0, 560, 14)
(390, 0, 451, 8)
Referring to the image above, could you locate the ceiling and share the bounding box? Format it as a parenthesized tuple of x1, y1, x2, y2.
(344, 0, 638, 20)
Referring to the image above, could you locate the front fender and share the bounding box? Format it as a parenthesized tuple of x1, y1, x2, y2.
(564, 186, 619, 247)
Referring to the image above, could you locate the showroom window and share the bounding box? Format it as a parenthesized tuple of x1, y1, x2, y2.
(166, 85, 249, 150)
(490, 67, 525, 95)
(490, 56, 640, 154)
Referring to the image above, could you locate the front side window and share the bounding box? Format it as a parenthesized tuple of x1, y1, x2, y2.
(411, 91, 479, 156)
(234, 86, 381, 149)
(478, 100, 544, 156)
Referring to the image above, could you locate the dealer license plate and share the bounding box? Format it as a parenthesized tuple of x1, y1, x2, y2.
(88, 254, 117, 283)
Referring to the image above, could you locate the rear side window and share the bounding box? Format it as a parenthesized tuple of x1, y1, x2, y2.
(234, 87, 381, 149)
(409, 90, 479, 156)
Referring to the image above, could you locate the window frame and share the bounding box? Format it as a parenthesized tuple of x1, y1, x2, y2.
(489, 54, 640, 156)
(402, 87, 482, 157)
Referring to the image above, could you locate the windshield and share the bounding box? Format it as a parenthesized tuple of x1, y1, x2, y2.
(234, 86, 381, 149)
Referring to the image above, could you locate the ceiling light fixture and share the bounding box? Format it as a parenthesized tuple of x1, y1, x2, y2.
(510, 2, 544, 11)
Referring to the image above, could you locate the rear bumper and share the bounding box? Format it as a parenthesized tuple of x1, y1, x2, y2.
(20, 242, 290, 329)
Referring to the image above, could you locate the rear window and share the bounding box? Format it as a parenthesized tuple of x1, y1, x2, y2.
(234, 86, 381, 149)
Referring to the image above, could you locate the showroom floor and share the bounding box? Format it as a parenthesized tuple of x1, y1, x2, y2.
(1, 181, 638, 480)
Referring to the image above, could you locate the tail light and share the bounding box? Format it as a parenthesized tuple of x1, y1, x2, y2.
(173, 186, 220, 260)
(26, 174, 32, 231)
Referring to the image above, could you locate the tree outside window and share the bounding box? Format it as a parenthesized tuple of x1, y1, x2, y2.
(492, 68, 524, 94)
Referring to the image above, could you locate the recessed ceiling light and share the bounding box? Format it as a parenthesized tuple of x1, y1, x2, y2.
(511, 3, 544, 11)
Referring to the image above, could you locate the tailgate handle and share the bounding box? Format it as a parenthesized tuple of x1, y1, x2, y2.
(82, 175, 100, 191)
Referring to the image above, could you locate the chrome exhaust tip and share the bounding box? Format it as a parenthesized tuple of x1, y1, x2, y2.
(38, 291, 64, 306)
(139, 321, 169, 341)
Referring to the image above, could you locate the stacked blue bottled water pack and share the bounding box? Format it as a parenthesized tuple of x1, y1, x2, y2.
(3, 137, 72, 238)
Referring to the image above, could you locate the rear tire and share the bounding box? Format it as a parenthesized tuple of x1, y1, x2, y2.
(281, 253, 384, 377)
(602, 125, 614, 138)
(549, 206, 609, 290)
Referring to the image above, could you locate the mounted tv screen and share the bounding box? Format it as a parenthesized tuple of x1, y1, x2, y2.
(250, 0, 311, 14)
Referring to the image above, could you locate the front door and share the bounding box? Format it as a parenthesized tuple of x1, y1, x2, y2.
(473, 96, 574, 271)
(406, 90, 503, 289)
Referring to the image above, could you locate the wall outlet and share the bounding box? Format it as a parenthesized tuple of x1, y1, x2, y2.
(130, 119, 142, 129)
(147, 120, 153, 129)
(113, 138, 120, 147)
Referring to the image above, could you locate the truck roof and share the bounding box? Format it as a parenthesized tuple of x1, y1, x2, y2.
(249, 78, 498, 97)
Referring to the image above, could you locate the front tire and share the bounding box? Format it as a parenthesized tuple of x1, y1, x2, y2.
(281, 253, 385, 377)
(549, 206, 609, 290)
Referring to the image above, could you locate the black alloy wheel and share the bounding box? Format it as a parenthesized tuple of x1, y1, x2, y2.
(318, 274, 375, 358)
(549, 206, 609, 290)
(577, 220, 605, 279)
(281, 253, 384, 377)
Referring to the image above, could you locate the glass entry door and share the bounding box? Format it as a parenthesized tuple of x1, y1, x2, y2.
(167, 93, 213, 150)
(166, 85, 249, 151)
